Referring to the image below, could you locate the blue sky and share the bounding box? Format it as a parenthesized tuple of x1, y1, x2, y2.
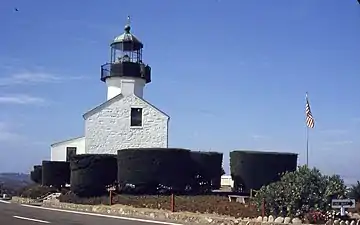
(0, 0, 360, 183)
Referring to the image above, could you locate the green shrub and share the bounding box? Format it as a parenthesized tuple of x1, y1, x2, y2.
(190, 151, 223, 192)
(253, 165, 347, 218)
(70, 154, 117, 197)
(117, 148, 194, 194)
(42, 161, 70, 188)
(59, 191, 108, 205)
(30, 165, 42, 184)
(18, 184, 57, 199)
(230, 150, 297, 193)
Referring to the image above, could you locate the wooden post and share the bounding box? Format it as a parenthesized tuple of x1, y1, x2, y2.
(109, 190, 112, 206)
(261, 198, 265, 217)
(170, 194, 175, 212)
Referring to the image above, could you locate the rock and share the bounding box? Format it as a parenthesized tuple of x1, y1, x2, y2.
(326, 220, 333, 225)
(350, 220, 356, 225)
(334, 220, 340, 225)
(357, 220, 360, 225)
(256, 216, 263, 222)
(346, 221, 350, 225)
(284, 217, 291, 224)
(268, 215, 274, 222)
(340, 221, 346, 225)
(238, 221, 247, 225)
(291, 217, 302, 224)
(274, 217, 284, 223)
(263, 216, 268, 222)
(206, 218, 213, 223)
(353, 214, 360, 220)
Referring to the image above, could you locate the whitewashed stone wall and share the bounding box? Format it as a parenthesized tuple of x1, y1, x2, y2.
(85, 94, 169, 154)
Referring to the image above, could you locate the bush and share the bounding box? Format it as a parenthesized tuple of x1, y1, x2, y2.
(303, 210, 327, 224)
(18, 184, 57, 199)
(30, 165, 42, 184)
(117, 148, 194, 194)
(190, 151, 223, 192)
(42, 161, 70, 188)
(230, 150, 297, 193)
(253, 165, 347, 218)
(59, 191, 107, 205)
(59, 193, 261, 218)
(70, 154, 117, 197)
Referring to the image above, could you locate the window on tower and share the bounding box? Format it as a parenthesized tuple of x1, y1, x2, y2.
(131, 108, 143, 127)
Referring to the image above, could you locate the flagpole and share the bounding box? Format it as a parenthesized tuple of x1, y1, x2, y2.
(306, 125, 309, 167)
(305, 92, 309, 167)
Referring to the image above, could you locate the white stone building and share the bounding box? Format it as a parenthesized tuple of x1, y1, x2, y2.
(50, 20, 169, 161)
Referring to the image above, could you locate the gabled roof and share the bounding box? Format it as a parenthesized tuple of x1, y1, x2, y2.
(83, 94, 124, 120)
(83, 94, 170, 120)
(51, 136, 84, 147)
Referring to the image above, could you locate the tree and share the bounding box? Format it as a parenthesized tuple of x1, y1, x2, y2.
(347, 181, 360, 201)
(253, 165, 347, 218)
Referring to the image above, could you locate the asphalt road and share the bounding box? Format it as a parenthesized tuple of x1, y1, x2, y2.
(0, 200, 182, 225)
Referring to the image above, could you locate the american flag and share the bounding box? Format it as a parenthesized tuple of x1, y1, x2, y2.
(305, 93, 315, 128)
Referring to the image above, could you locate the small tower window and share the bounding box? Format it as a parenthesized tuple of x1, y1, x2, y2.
(131, 108, 143, 127)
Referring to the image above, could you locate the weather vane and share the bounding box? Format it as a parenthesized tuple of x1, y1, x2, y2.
(126, 16, 131, 26)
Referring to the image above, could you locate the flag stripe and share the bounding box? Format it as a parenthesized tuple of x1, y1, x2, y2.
(305, 96, 315, 128)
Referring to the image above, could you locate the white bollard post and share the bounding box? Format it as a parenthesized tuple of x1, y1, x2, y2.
(340, 206, 346, 216)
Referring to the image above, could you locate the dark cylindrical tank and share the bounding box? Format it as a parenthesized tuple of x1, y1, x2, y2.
(230, 150, 298, 193)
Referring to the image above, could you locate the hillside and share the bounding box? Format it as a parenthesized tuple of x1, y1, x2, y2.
(0, 173, 33, 195)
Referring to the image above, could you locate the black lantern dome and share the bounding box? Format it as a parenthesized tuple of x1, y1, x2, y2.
(100, 18, 151, 83)
(111, 24, 143, 51)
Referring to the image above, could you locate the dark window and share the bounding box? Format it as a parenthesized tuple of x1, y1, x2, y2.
(66, 147, 77, 162)
(131, 108, 142, 127)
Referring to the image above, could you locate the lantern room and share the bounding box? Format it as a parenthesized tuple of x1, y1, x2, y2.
(110, 24, 144, 64)
(100, 18, 151, 100)
(100, 18, 151, 88)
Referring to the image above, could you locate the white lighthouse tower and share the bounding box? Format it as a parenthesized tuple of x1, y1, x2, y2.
(50, 18, 169, 161)
(100, 17, 151, 100)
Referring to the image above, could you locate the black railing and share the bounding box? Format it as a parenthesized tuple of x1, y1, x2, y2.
(101, 63, 111, 81)
(100, 62, 151, 83)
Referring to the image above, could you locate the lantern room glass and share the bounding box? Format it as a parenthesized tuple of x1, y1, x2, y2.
(110, 45, 143, 64)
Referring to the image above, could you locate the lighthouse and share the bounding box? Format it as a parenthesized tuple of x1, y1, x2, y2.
(50, 18, 170, 161)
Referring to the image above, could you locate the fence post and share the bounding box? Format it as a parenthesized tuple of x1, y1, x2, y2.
(170, 194, 175, 212)
(262, 198, 265, 217)
(109, 190, 112, 206)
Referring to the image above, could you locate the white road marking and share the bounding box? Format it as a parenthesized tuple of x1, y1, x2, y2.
(13, 215, 50, 223)
(0, 200, 10, 204)
(21, 204, 182, 225)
